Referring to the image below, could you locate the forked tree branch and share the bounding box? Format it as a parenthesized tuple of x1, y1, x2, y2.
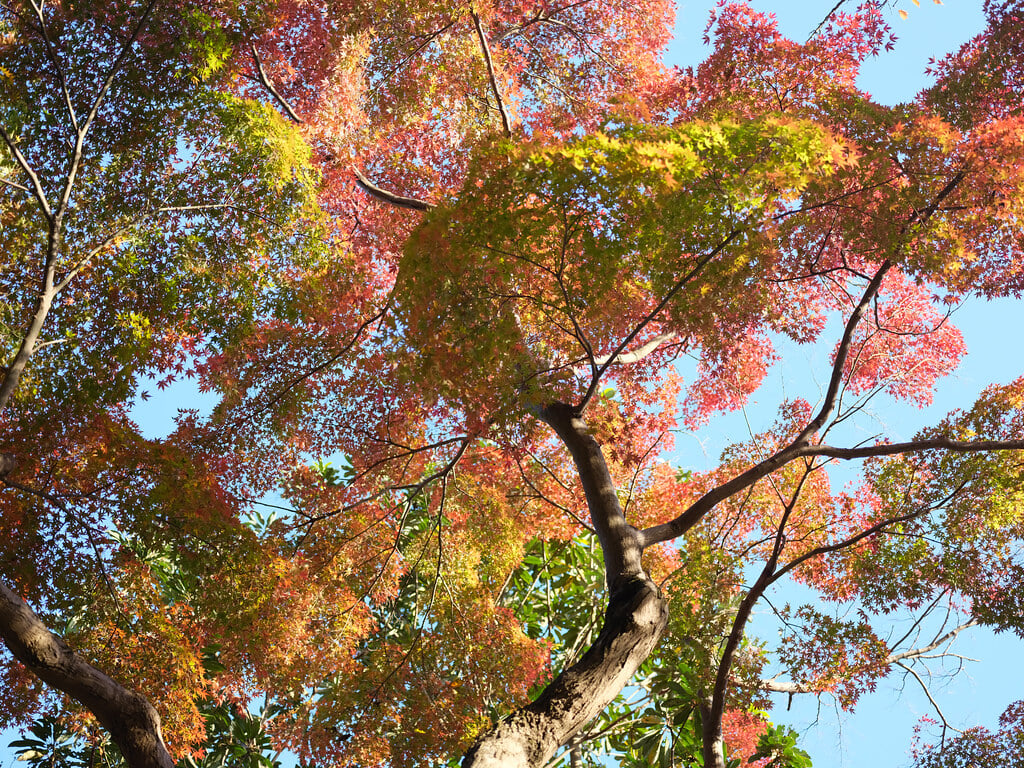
(578, 231, 741, 411)
(761, 617, 980, 695)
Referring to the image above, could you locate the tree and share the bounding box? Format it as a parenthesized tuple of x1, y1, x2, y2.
(2, 0, 1023, 767)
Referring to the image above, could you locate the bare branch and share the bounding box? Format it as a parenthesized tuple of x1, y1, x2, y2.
(800, 437, 1024, 461)
(898, 661, 963, 739)
(250, 43, 303, 123)
(0, 122, 53, 219)
(471, 9, 513, 136)
(0, 175, 30, 192)
(888, 619, 979, 666)
(592, 332, 678, 365)
(353, 168, 434, 211)
(809, 0, 849, 39)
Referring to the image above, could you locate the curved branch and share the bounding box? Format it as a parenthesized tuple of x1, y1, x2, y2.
(537, 402, 643, 585)
(353, 168, 434, 211)
(463, 403, 668, 767)
(592, 332, 678, 366)
(0, 581, 174, 768)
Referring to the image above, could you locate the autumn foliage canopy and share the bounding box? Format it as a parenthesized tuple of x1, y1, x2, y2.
(1, 0, 1024, 767)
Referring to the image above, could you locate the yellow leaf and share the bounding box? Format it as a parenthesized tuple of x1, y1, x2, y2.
(912, 0, 920, 5)
(898, 9, 909, 18)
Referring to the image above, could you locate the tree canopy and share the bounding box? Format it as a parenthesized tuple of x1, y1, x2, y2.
(1, 1, 1024, 767)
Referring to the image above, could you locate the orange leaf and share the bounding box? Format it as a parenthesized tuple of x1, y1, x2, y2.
(898, 9, 909, 18)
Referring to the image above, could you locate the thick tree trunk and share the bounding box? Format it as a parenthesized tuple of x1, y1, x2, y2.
(0, 581, 175, 768)
(462, 574, 668, 768)
(462, 402, 669, 768)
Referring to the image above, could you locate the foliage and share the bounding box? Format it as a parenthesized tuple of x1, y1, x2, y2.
(2, 0, 1024, 767)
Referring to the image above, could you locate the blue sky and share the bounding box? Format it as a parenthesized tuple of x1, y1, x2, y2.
(666, 2, 1023, 766)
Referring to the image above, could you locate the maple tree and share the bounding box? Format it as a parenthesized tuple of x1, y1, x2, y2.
(2, 0, 1024, 767)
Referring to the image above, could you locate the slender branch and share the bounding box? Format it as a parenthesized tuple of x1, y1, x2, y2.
(702, 470, 809, 768)
(0, 122, 52, 219)
(247, 297, 393, 418)
(1, 478, 127, 620)
(0, 175, 30, 192)
(762, 619, 980, 696)
(250, 43, 303, 123)
(799, 437, 1024, 460)
(794, 262, 891, 446)
(887, 619, 979, 666)
(471, 8, 513, 136)
(592, 332, 679, 366)
(353, 168, 434, 211)
(57, 0, 159, 225)
(809, 0, 849, 39)
(578, 230, 741, 411)
(771, 484, 963, 584)
(28, 0, 79, 132)
(898, 661, 963, 739)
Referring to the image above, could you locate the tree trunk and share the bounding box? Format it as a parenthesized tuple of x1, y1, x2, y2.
(462, 574, 668, 768)
(700, 697, 726, 768)
(462, 402, 669, 767)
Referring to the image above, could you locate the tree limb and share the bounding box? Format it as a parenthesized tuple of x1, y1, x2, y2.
(250, 43, 303, 123)
(0, 581, 174, 768)
(798, 437, 1024, 460)
(471, 8, 513, 136)
(463, 402, 667, 768)
(762, 619, 980, 696)
(591, 332, 679, 365)
(353, 168, 434, 211)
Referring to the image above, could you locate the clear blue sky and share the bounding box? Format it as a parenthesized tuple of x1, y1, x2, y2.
(667, 2, 1023, 767)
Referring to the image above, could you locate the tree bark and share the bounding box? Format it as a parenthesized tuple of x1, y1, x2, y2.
(462, 574, 667, 768)
(462, 402, 669, 768)
(0, 581, 174, 768)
